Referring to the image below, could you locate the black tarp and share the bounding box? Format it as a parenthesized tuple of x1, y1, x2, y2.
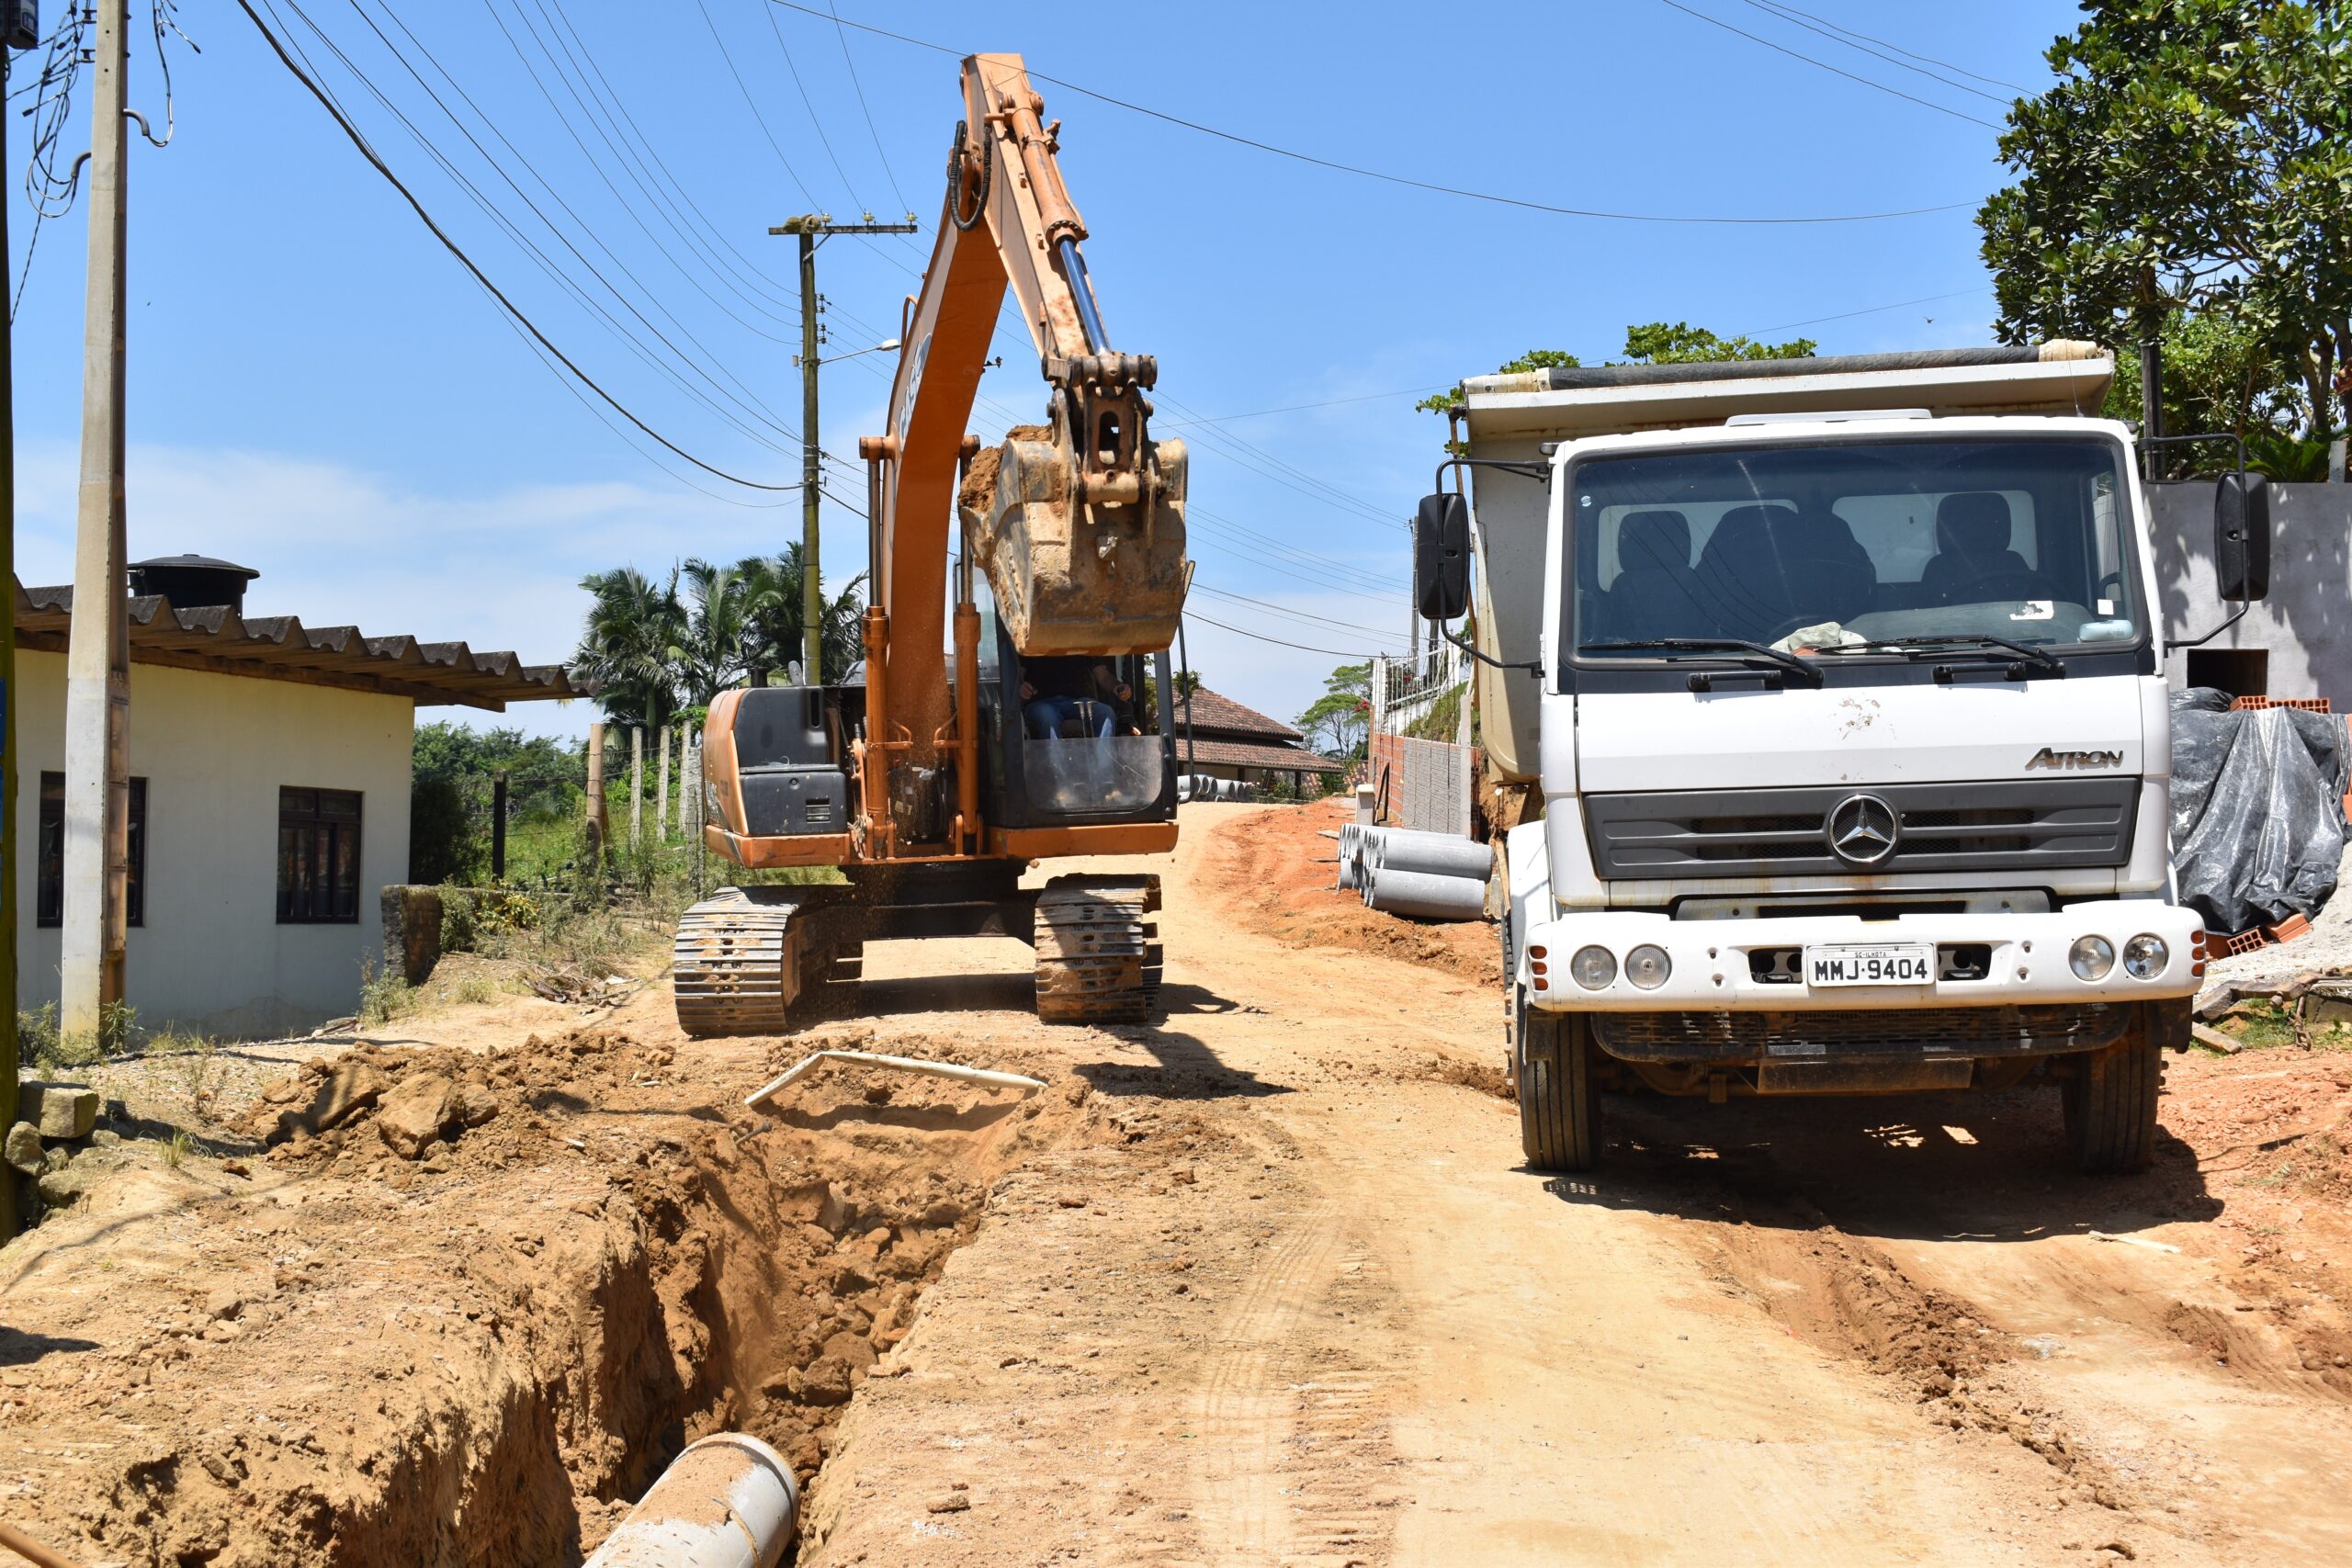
(2169, 688, 2348, 934)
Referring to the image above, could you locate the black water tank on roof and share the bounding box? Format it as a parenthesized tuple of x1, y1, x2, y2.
(129, 554, 259, 612)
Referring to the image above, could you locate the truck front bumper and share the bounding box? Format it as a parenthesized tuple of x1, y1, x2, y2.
(1521, 900, 2204, 1014)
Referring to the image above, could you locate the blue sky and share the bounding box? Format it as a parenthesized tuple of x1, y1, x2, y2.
(6, 0, 2083, 741)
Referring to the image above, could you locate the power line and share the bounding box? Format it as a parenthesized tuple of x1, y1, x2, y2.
(520, 0, 805, 314)
(1187, 611, 1381, 660)
(823, 0, 911, 216)
(1747, 0, 2030, 95)
(1192, 582, 1401, 638)
(770, 1, 1973, 225)
(757, 0, 868, 211)
(1159, 385, 1451, 427)
(277, 0, 806, 464)
(343, 0, 807, 445)
(1736, 0, 2012, 105)
(480, 0, 800, 341)
(693, 0, 820, 208)
(1652, 0, 2004, 130)
(1743, 284, 1991, 335)
(234, 0, 795, 491)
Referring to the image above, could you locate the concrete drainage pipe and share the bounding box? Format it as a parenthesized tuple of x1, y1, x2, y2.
(583, 1433, 799, 1568)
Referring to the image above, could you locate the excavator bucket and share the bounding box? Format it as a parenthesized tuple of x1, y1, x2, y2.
(959, 357, 1192, 656)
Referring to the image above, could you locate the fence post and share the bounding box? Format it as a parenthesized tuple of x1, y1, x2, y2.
(585, 722, 606, 864)
(629, 727, 644, 850)
(491, 772, 507, 884)
(656, 724, 671, 842)
(1369, 653, 1388, 744)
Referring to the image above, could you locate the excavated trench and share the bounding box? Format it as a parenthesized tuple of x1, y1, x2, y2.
(41, 1022, 1087, 1568)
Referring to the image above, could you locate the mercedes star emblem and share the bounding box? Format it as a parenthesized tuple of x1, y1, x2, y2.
(1825, 793, 1900, 866)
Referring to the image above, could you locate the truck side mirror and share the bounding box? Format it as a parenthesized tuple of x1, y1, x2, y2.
(1414, 492, 1470, 622)
(2214, 470, 2271, 603)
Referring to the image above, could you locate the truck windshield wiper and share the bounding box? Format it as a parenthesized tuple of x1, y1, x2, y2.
(1580, 637, 1823, 686)
(1816, 635, 2065, 674)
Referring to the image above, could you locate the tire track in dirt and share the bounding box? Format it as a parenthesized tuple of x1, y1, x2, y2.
(1186, 1203, 1349, 1562)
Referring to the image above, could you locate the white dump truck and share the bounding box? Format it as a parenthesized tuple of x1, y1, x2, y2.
(1414, 345, 2272, 1173)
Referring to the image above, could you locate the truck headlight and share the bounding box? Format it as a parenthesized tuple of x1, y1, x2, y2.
(1570, 946, 1616, 989)
(2122, 932, 2168, 980)
(2068, 935, 2115, 981)
(1624, 944, 1671, 989)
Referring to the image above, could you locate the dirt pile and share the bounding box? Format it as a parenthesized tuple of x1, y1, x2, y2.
(0, 1022, 1093, 1566)
(1197, 797, 1503, 985)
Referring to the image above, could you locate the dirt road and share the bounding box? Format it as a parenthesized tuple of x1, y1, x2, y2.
(804, 803, 2352, 1567)
(6, 800, 2351, 1566)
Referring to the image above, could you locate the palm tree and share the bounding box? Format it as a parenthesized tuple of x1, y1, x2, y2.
(738, 543, 867, 685)
(574, 567, 685, 728)
(673, 558, 754, 704)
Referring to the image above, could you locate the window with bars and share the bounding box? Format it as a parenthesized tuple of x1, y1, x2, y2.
(37, 773, 146, 929)
(277, 787, 362, 924)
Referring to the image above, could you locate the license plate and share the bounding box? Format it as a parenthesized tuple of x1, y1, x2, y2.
(1804, 942, 1936, 987)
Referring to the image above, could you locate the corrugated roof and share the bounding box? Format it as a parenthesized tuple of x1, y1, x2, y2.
(15, 580, 581, 712)
(1172, 736, 1343, 773)
(1172, 685, 1304, 741)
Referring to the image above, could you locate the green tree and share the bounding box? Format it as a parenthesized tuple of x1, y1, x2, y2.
(410, 723, 589, 885)
(673, 558, 754, 704)
(737, 542, 868, 686)
(1295, 662, 1372, 761)
(1617, 321, 1817, 365)
(1978, 0, 2352, 441)
(574, 567, 684, 728)
(1418, 325, 1816, 414)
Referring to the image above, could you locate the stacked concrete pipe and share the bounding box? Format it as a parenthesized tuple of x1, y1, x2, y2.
(1340, 826, 1491, 921)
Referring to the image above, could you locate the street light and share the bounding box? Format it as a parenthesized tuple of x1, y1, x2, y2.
(794, 338, 899, 370)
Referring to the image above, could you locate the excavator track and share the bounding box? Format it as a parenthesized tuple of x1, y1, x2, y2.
(673, 886, 857, 1038)
(1035, 874, 1161, 1024)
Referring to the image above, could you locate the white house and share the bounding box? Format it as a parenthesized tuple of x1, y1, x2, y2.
(11, 558, 579, 1039)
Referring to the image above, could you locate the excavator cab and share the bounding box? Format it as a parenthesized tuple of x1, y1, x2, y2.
(970, 584, 1179, 827)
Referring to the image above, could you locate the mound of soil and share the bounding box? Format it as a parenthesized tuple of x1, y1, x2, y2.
(0, 1020, 1094, 1566)
(1196, 797, 1502, 986)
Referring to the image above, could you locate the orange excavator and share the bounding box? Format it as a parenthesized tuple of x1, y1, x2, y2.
(673, 52, 1193, 1036)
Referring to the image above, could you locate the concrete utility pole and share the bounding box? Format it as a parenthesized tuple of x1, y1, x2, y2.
(1, 8, 47, 1245)
(61, 0, 132, 1047)
(656, 724, 670, 842)
(584, 722, 606, 864)
(770, 214, 916, 683)
(629, 726, 643, 850)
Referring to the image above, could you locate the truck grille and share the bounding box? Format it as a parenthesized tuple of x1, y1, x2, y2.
(1591, 1002, 2131, 1061)
(1583, 778, 2137, 880)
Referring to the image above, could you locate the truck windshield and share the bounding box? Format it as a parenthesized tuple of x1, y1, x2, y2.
(1566, 436, 2142, 663)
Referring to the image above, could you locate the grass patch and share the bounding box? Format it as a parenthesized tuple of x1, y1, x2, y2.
(358, 961, 415, 1029)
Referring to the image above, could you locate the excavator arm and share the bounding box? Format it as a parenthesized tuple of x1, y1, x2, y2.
(854, 53, 1190, 858)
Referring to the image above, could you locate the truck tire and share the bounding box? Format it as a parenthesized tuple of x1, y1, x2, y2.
(2063, 1030, 2160, 1175)
(1515, 986, 1600, 1173)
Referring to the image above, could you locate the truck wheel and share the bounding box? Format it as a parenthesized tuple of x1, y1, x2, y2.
(2062, 1031, 2160, 1175)
(1515, 986, 1600, 1172)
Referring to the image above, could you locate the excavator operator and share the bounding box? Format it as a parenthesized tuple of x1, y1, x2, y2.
(1019, 655, 1136, 739)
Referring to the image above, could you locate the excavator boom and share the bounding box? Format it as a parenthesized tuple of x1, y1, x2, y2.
(675, 52, 1189, 1039)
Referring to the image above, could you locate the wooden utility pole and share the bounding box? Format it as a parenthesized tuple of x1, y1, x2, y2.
(61, 0, 131, 1047)
(770, 214, 915, 683)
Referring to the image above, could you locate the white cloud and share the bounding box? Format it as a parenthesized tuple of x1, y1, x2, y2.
(11, 438, 808, 739)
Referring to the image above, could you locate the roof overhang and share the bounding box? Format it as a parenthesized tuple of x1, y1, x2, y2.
(14, 581, 582, 712)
